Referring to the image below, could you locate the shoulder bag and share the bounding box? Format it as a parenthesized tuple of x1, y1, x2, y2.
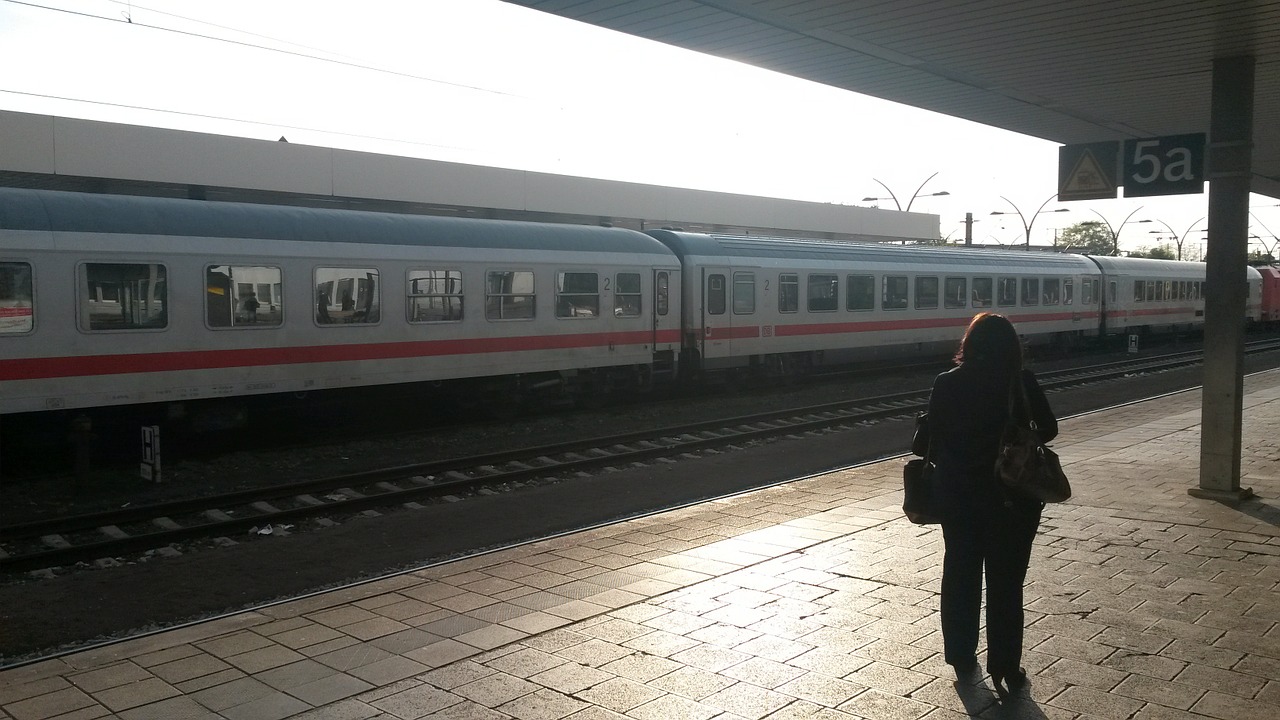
(995, 375, 1071, 503)
(904, 412, 943, 524)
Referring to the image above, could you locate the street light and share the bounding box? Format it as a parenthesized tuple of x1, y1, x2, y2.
(862, 172, 951, 212)
(1137, 216, 1204, 260)
(989, 194, 1068, 249)
(1090, 207, 1144, 256)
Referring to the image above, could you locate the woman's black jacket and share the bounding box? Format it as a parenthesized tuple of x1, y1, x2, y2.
(925, 361, 1057, 516)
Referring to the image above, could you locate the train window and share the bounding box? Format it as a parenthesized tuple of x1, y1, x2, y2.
(1109, 281, 1118, 304)
(1063, 279, 1074, 305)
(317, 268, 380, 325)
(973, 277, 993, 308)
(808, 274, 838, 312)
(847, 275, 874, 311)
(883, 275, 908, 310)
(0, 262, 33, 334)
(1146, 281, 1156, 302)
(1043, 278, 1061, 306)
(81, 263, 167, 331)
(997, 277, 1017, 307)
(1163, 280, 1172, 301)
(556, 272, 599, 319)
(487, 270, 536, 320)
(1020, 278, 1040, 306)
(732, 272, 755, 315)
(779, 273, 799, 313)
(408, 269, 463, 323)
(1082, 279, 1095, 305)
(615, 273, 642, 317)
(1133, 280, 1145, 302)
(944, 277, 966, 309)
(657, 272, 669, 316)
(915, 276, 939, 309)
(206, 265, 282, 328)
(707, 274, 726, 315)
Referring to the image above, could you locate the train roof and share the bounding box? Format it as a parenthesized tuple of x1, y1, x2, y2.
(0, 188, 675, 256)
(647, 230, 1099, 271)
(1084, 254, 1216, 277)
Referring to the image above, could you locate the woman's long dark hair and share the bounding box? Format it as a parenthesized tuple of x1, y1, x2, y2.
(954, 312, 1023, 373)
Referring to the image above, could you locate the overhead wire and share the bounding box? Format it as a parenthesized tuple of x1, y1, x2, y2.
(0, 88, 478, 154)
(0, 0, 523, 98)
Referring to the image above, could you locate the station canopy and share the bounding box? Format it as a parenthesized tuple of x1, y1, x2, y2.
(509, 1, 1280, 199)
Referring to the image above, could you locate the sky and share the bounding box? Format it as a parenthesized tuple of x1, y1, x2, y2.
(2, 0, 1277, 257)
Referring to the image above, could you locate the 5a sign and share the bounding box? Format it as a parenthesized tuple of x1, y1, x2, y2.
(1059, 133, 1206, 200)
(1122, 133, 1205, 197)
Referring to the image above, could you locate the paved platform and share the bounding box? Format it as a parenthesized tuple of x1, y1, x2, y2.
(2, 372, 1279, 720)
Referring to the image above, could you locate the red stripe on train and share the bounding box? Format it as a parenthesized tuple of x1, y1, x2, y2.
(1, 329, 683, 381)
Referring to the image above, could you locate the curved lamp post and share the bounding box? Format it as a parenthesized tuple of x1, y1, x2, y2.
(1138, 217, 1204, 260)
(989, 194, 1068, 249)
(1090, 207, 1144, 256)
(862, 172, 950, 212)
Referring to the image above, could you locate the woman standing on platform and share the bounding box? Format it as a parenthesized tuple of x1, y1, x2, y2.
(926, 312, 1057, 696)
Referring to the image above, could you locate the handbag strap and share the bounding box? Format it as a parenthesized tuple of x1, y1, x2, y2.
(1007, 371, 1036, 429)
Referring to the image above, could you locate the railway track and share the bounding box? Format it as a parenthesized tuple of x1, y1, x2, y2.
(4, 340, 1278, 574)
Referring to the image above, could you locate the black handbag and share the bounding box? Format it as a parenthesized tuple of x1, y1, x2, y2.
(904, 412, 942, 524)
(995, 377, 1071, 503)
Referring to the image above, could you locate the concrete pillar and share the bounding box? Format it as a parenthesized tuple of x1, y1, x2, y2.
(1193, 56, 1255, 501)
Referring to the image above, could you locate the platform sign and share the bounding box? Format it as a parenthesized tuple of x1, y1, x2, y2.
(1122, 134, 1206, 197)
(141, 425, 161, 483)
(1059, 142, 1119, 201)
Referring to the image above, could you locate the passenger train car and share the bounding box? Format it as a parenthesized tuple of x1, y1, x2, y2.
(0, 187, 1263, 431)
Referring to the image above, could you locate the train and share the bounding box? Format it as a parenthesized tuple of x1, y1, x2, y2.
(0, 187, 1269, 436)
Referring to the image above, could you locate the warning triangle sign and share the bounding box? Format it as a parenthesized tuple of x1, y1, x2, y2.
(1059, 142, 1119, 201)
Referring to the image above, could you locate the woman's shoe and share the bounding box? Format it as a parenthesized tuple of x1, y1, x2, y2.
(991, 668, 1028, 698)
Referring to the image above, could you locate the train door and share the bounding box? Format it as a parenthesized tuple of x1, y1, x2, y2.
(701, 267, 733, 361)
(652, 269, 677, 348)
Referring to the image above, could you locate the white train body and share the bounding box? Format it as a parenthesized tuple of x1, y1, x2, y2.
(0, 189, 1258, 420)
(0, 189, 681, 415)
(649, 231, 1105, 371)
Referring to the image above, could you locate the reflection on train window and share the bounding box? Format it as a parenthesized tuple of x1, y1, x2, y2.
(206, 265, 282, 328)
(1082, 278, 1095, 305)
(997, 277, 1017, 307)
(707, 274, 726, 315)
(732, 272, 755, 314)
(779, 273, 799, 313)
(1021, 278, 1040, 306)
(1145, 280, 1156, 302)
(556, 272, 599, 318)
(81, 263, 167, 331)
(808, 274, 838, 312)
(915, 276, 939, 309)
(487, 270, 535, 320)
(1134, 280, 1145, 302)
(883, 275, 908, 310)
(1063, 279, 1074, 305)
(972, 277, 993, 308)
(847, 275, 874, 311)
(0, 262, 33, 334)
(1194, 281, 1201, 299)
(409, 269, 463, 323)
(656, 272, 669, 316)
(615, 273, 641, 317)
(316, 267, 379, 325)
(1043, 278, 1061, 305)
(943, 277, 966, 309)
